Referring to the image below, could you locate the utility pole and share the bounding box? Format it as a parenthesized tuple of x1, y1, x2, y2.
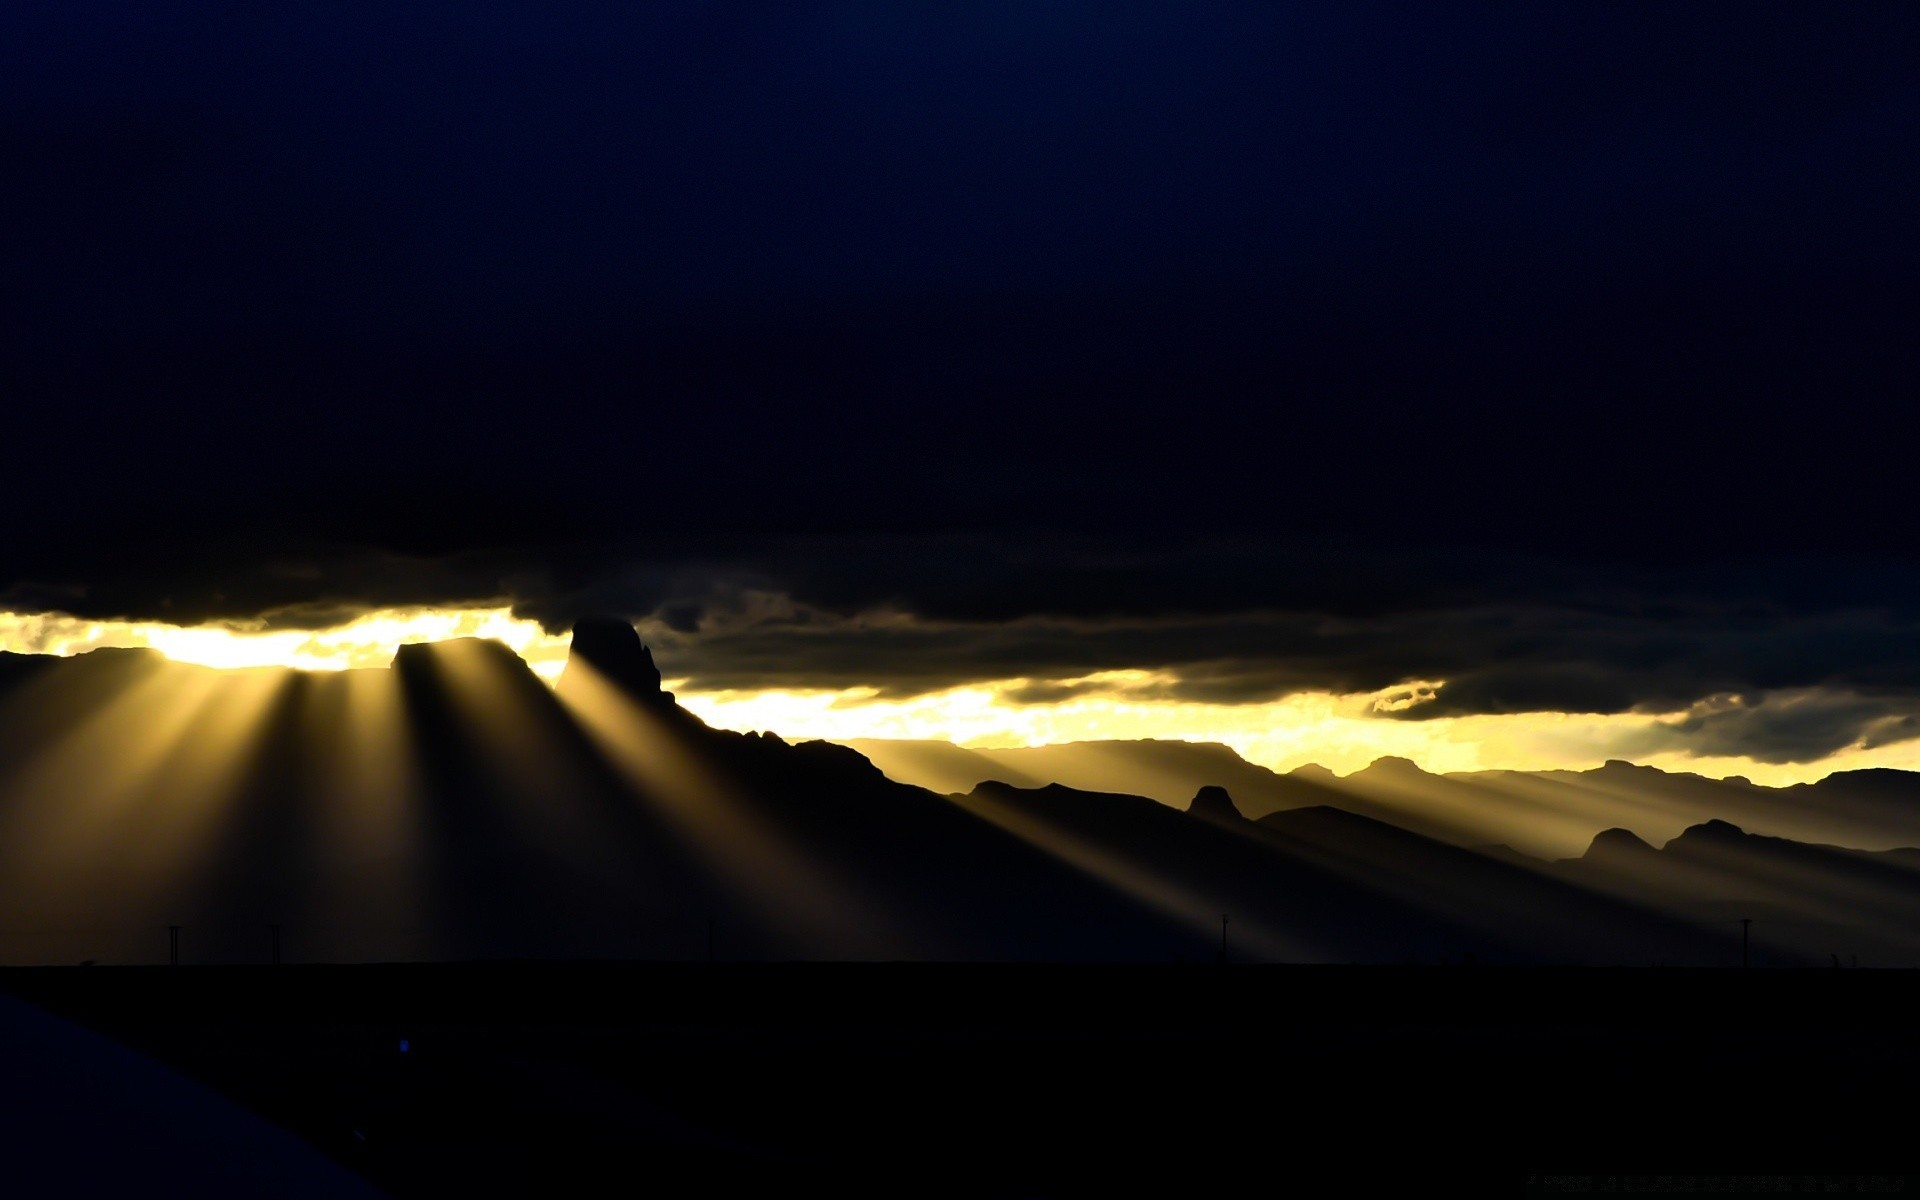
(168, 925, 180, 968)
(269, 924, 281, 967)
(1740, 918, 1752, 969)
(1218, 914, 1229, 965)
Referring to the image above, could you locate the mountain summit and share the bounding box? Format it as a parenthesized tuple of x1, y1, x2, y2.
(1185, 785, 1245, 824)
(1580, 827, 1657, 868)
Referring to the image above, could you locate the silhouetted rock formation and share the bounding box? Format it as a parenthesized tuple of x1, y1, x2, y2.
(1184, 785, 1245, 824)
(561, 616, 674, 705)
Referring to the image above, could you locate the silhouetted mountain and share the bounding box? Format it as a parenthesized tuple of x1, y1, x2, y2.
(1247, 802, 1737, 964)
(842, 738, 1329, 816)
(1, 629, 1916, 966)
(1554, 817, 1920, 965)
(838, 735, 1920, 963)
(951, 780, 1731, 965)
(1576, 827, 1658, 869)
(1380, 758, 1920, 859)
(845, 737, 1920, 859)
(1184, 784, 1244, 824)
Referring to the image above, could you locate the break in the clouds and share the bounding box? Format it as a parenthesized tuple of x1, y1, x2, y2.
(9, 535, 1920, 767)
(18, 533, 1920, 768)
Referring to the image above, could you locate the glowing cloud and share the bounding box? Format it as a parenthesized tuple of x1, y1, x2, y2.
(673, 674, 1920, 788)
(7, 609, 1918, 786)
(0, 607, 573, 679)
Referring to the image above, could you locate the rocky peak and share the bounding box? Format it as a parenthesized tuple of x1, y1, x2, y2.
(1360, 755, 1426, 778)
(1666, 818, 1748, 851)
(1582, 827, 1656, 865)
(1185, 784, 1245, 823)
(391, 636, 528, 673)
(560, 616, 674, 706)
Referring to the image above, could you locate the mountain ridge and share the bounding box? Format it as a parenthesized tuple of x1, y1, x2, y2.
(0, 633, 1915, 966)
(843, 736, 1920, 858)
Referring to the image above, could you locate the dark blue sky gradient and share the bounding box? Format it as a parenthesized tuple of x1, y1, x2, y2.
(3, 3, 1918, 611)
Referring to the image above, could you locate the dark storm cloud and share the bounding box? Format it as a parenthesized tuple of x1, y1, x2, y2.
(4, 5, 1920, 769)
(14, 528, 1920, 743)
(0, 545, 544, 630)
(602, 550, 1920, 763)
(996, 679, 1123, 706)
(502, 538, 1920, 715)
(4, 4, 1919, 570)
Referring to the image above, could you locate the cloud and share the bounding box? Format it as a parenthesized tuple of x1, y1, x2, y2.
(997, 678, 1131, 706)
(15, 536, 1920, 736)
(1609, 690, 1920, 765)
(601, 548, 1920, 721)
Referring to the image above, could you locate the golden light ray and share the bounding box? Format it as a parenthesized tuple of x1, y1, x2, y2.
(1448, 770, 1744, 860)
(90, 666, 294, 887)
(1300, 765, 1594, 858)
(304, 668, 422, 864)
(0, 658, 296, 965)
(948, 785, 1311, 961)
(0, 661, 226, 873)
(555, 660, 904, 956)
(408, 639, 625, 875)
(422, 640, 562, 779)
(292, 669, 431, 960)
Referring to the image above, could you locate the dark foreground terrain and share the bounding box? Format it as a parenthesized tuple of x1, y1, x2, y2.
(3, 963, 1917, 1197)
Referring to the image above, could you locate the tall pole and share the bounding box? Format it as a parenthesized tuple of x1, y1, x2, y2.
(269, 924, 281, 967)
(1219, 913, 1229, 965)
(1740, 918, 1751, 969)
(168, 925, 180, 968)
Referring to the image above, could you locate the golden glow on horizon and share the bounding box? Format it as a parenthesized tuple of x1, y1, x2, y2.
(671, 673, 1920, 789)
(0, 607, 573, 679)
(5, 609, 1917, 787)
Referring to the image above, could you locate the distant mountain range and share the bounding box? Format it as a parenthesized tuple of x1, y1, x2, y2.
(0, 629, 1915, 967)
(842, 738, 1920, 859)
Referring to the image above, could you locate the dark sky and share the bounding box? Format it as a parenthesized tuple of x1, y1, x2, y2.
(5, 4, 1920, 756)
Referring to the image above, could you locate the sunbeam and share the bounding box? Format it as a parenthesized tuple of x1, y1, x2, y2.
(555, 659, 906, 958)
(949, 784, 1309, 962)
